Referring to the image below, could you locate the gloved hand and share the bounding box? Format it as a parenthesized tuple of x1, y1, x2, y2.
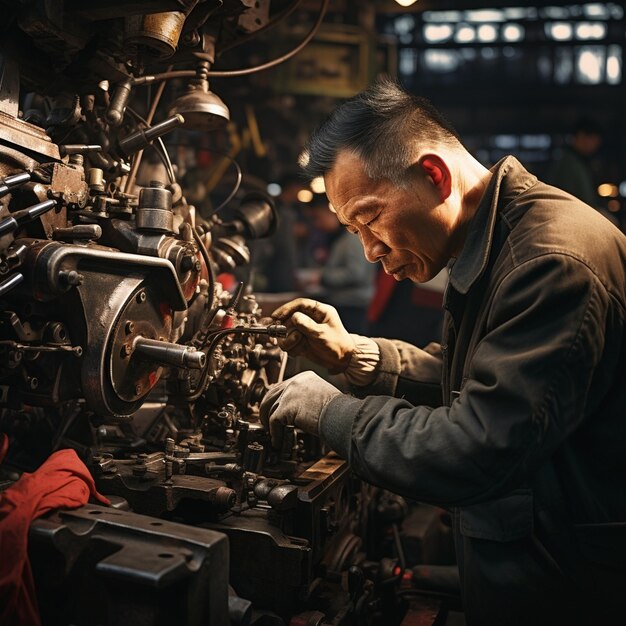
(271, 298, 356, 374)
(259, 371, 342, 449)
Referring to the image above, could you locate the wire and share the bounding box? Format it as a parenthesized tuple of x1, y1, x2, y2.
(218, 0, 304, 54)
(125, 108, 176, 183)
(206, 0, 328, 78)
(192, 224, 216, 316)
(204, 153, 242, 218)
(156, 137, 176, 183)
(186, 325, 274, 402)
(131, 0, 329, 83)
(125, 65, 172, 193)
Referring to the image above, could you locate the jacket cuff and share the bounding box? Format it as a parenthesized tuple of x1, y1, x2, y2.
(319, 394, 364, 460)
(350, 337, 401, 398)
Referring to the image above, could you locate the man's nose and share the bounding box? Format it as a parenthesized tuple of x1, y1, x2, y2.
(361, 230, 390, 263)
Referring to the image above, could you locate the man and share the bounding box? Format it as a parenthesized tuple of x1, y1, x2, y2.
(260, 78, 626, 625)
(546, 116, 602, 209)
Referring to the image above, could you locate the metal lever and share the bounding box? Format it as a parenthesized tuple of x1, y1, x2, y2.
(53, 224, 102, 241)
(59, 144, 102, 157)
(0, 199, 57, 237)
(133, 336, 206, 369)
(118, 114, 184, 156)
(0, 172, 31, 199)
(0, 273, 24, 297)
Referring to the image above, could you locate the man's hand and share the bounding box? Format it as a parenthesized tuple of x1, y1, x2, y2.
(259, 371, 342, 449)
(271, 298, 355, 373)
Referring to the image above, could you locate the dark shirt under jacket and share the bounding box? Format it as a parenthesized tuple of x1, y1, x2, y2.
(320, 156, 626, 625)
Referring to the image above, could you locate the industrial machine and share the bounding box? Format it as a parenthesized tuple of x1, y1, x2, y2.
(0, 2, 455, 624)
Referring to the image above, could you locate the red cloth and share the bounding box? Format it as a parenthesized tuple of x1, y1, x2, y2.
(0, 434, 110, 626)
(367, 270, 398, 323)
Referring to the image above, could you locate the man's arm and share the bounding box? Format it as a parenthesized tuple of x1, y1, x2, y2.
(320, 254, 608, 508)
(349, 337, 443, 407)
(272, 298, 443, 405)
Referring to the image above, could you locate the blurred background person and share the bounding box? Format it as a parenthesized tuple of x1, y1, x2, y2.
(305, 196, 375, 334)
(546, 116, 618, 226)
(249, 173, 300, 294)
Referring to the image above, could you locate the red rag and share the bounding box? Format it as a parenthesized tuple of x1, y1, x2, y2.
(0, 443, 110, 626)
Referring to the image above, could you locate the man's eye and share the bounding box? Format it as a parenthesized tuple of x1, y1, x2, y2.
(365, 214, 380, 227)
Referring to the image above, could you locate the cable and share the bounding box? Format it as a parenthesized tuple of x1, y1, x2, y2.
(186, 325, 276, 402)
(192, 224, 216, 316)
(218, 0, 304, 53)
(125, 108, 176, 183)
(125, 65, 172, 193)
(204, 153, 243, 218)
(131, 0, 328, 83)
(206, 0, 328, 78)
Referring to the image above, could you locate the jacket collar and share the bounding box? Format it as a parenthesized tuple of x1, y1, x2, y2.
(448, 155, 537, 295)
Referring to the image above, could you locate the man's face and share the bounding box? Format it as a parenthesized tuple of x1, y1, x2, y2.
(324, 150, 458, 283)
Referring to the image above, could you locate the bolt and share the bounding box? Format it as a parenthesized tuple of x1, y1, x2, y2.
(135, 384, 142, 395)
(136, 291, 146, 303)
(121, 343, 132, 358)
(180, 255, 195, 272)
(28, 377, 38, 390)
(58, 270, 84, 287)
(125, 321, 135, 334)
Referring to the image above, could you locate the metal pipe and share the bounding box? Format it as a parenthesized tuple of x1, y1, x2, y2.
(133, 336, 206, 369)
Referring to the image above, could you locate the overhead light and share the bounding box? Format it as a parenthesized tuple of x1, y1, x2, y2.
(297, 189, 314, 203)
(310, 176, 325, 194)
(168, 62, 230, 132)
(598, 183, 618, 198)
(395, 0, 419, 7)
(266, 183, 282, 197)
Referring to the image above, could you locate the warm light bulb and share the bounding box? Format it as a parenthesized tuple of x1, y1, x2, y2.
(310, 176, 326, 194)
(394, 0, 419, 6)
(297, 189, 314, 203)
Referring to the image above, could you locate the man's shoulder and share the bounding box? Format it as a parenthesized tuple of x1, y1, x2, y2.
(503, 187, 626, 293)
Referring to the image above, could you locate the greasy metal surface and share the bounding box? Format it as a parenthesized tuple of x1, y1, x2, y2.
(0, 56, 19, 117)
(29, 504, 230, 626)
(109, 288, 169, 402)
(34, 241, 187, 309)
(50, 162, 88, 208)
(95, 456, 235, 517)
(0, 112, 60, 160)
(125, 12, 187, 58)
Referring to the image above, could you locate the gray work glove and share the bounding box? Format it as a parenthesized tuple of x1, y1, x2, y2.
(272, 298, 357, 373)
(259, 371, 342, 450)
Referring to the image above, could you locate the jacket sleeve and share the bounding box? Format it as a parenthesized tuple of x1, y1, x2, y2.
(320, 253, 610, 507)
(350, 337, 443, 407)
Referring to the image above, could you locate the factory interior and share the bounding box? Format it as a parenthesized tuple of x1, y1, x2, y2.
(0, 1, 625, 625)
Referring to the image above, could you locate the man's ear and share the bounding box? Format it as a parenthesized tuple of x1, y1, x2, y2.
(419, 154, 452, 202)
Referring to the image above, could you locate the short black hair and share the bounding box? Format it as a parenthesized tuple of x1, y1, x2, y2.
(574, 115, 602, 136)
(300, 76, 462, 185)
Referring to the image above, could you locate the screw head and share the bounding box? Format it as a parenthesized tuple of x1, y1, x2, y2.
(136, 291, 146, 303)
(135, 384, 142, 395)
(125, 321, 135, 334)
